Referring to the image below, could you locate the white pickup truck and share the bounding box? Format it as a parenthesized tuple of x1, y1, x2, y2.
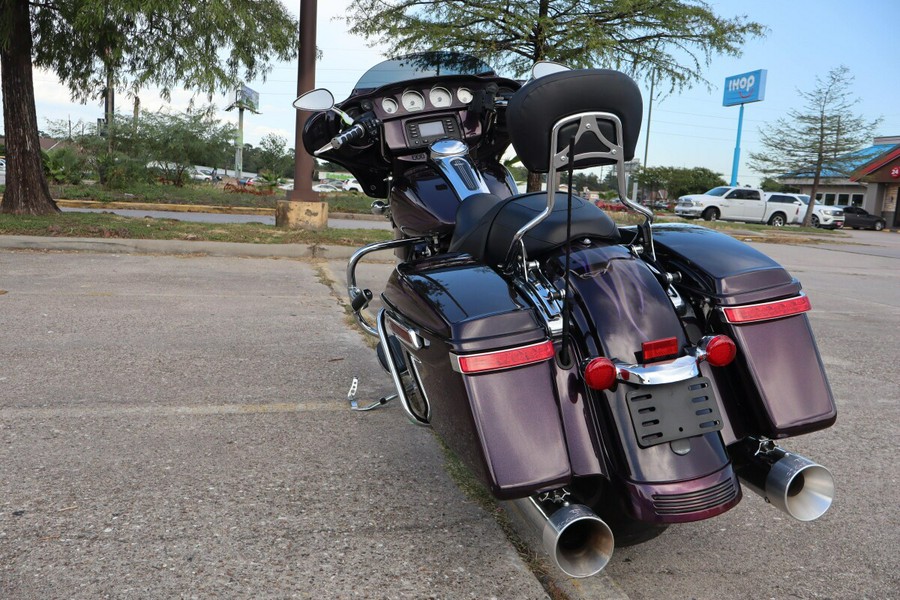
(674, 186, 800, 226)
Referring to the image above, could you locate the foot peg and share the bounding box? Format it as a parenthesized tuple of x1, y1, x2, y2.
(346, 376, 397, 412)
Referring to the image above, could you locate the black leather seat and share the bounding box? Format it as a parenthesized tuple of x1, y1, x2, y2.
(449, 191, 620, 265)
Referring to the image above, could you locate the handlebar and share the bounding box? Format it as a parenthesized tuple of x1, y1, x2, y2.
(331, 123, 366, 150)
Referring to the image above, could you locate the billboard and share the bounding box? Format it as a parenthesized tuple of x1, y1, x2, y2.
(236, 85, 260, 113)
(723, 69, 767, 106)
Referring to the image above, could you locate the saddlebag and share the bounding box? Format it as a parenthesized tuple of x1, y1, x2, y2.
(652, 224, 837, 439)
(381, 253, 572, 499)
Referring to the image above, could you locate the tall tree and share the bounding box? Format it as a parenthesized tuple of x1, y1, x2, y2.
(749, 66, 880, 227)
(0, 0, 298, 215)
(347, 0, 764, 190)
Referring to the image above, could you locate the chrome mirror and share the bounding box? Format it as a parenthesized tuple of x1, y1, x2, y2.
(293, 88, 335, 111)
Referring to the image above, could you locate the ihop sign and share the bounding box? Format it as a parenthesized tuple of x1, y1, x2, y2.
(723, 69, 767, 106)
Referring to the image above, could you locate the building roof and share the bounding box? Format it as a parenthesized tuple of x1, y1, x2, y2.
(784, 143, 898, 180)
(850, 144, 900, 181)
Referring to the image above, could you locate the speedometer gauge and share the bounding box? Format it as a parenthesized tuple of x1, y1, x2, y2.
(429, 87, 453, 108)
(457, 88, 474, 104)
(401, 90, 425, 112)
(381, 97, 398, 114)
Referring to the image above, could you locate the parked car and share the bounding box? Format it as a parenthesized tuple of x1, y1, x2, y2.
(189, 167, 213, 182)
(675, 186, 798, 226)
(769, 193, 845, 229)
(312, 183, 341, 192)
(841, 205, 887, 230)
(238, 177, 256, 186)
(342, 178, 363, 193)
(0, 157, 6, 171)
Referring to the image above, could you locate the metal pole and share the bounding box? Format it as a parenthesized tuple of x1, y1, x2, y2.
(235, 107, 244, 180)
(290, 0, 319, 202)
(730, 103, 745, 186)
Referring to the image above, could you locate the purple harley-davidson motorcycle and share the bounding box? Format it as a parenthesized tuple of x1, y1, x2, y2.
(294, 52, 836, 578)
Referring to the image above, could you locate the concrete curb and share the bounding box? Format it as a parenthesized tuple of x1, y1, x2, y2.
(0, 235, 362, 260)
(54, 199, 386, 222)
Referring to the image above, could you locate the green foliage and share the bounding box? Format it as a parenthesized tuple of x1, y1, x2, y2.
(346, 0, 765, 89)
(44, 147, 89, 184)
(256, 134, 293, 178)
(633, 166, 726, 199)
(748, 66, 880, 225)
(29, 1, 298, 102)
(140, 108, 235, 186)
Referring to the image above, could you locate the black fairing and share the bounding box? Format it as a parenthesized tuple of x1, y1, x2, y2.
(449, 192, 620, 265)
(506, 69, 643, 172)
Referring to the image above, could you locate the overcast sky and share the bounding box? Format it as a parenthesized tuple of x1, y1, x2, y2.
(17, 0, 900, 186)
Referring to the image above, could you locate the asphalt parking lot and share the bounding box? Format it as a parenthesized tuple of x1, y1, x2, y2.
(1, 231, 898, 599)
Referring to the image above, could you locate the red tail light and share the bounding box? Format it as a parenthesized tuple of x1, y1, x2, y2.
(723, 295, 811, 324)
(584, 357, 617, 390)
(703, 335, 736, 367)
(453, 340, 555, 374)
(641, 337, 679, 363)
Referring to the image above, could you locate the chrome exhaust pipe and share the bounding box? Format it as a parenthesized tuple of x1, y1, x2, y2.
(732, 438, 835, 522)
(510, 496, 614, 578)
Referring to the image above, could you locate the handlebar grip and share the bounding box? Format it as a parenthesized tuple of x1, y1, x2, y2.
(331, 123, 366, 149)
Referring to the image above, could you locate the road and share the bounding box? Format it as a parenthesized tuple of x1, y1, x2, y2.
(1, 231, 898, 598)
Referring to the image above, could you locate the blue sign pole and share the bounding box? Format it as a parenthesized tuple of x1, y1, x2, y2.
(723, 69, 767, 187)
(731, 103, 745, 186)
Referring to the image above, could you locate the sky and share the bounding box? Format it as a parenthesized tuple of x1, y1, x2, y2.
(17, 0, 900, 187)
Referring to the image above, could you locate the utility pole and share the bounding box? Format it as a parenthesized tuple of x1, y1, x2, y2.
(278, 0, 327, 228)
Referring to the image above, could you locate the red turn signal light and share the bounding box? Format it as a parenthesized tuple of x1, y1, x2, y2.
(702, 335, 736, 367)
(584, 357, 617, 390)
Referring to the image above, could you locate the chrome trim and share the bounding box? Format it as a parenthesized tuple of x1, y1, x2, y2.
(612, 354, 700, 386)
(346, 237, 427, 336)
(376, 309, 430, 426)
(513, 270, 564, 337)
(386, 313, 428, 350)
(429, 139, 491, 200)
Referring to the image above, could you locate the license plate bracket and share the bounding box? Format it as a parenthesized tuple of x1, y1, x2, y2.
(625, 377, 722, 448)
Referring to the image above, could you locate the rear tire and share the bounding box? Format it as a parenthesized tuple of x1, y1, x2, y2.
(702, 207, 719, 222)
(768, 213, 786, 227)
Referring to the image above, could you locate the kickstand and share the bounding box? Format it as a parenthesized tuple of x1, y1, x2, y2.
(346, 376, 397, 412)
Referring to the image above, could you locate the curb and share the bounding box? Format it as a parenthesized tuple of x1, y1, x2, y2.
(54, 199, 385, 222)
(0, 235, 363, 261)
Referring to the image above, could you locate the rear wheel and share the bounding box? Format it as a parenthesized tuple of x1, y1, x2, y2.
(768, 213, 786, 227)
(702, 207, 719, 221)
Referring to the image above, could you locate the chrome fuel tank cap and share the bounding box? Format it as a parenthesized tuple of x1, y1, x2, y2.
(430, 139, 468, 158)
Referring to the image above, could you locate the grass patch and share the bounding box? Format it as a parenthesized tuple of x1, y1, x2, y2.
(0, 212, 392, 246)
(47, 182, 374, 214)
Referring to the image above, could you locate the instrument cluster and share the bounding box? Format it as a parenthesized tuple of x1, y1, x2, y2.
(377, 84, 477, 117)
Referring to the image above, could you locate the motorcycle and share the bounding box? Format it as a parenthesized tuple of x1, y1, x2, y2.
(294, 52, 837, 578)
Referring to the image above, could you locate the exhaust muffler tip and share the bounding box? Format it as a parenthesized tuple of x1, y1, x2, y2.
(544, 504, 615, 578)
(767, 454, 835, 522)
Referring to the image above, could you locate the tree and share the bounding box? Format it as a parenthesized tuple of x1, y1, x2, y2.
(347, 1, 763, 191)
(633, 165, 724, 201)
(256, 134, 294, 179)
(748, 66, 880, 227)
(0, 1, 298, 215)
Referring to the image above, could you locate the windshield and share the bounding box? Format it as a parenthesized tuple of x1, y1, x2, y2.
(705, 186, 731, 197)
(797, 195, 810, 204)
(353, 52, 495, 93)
